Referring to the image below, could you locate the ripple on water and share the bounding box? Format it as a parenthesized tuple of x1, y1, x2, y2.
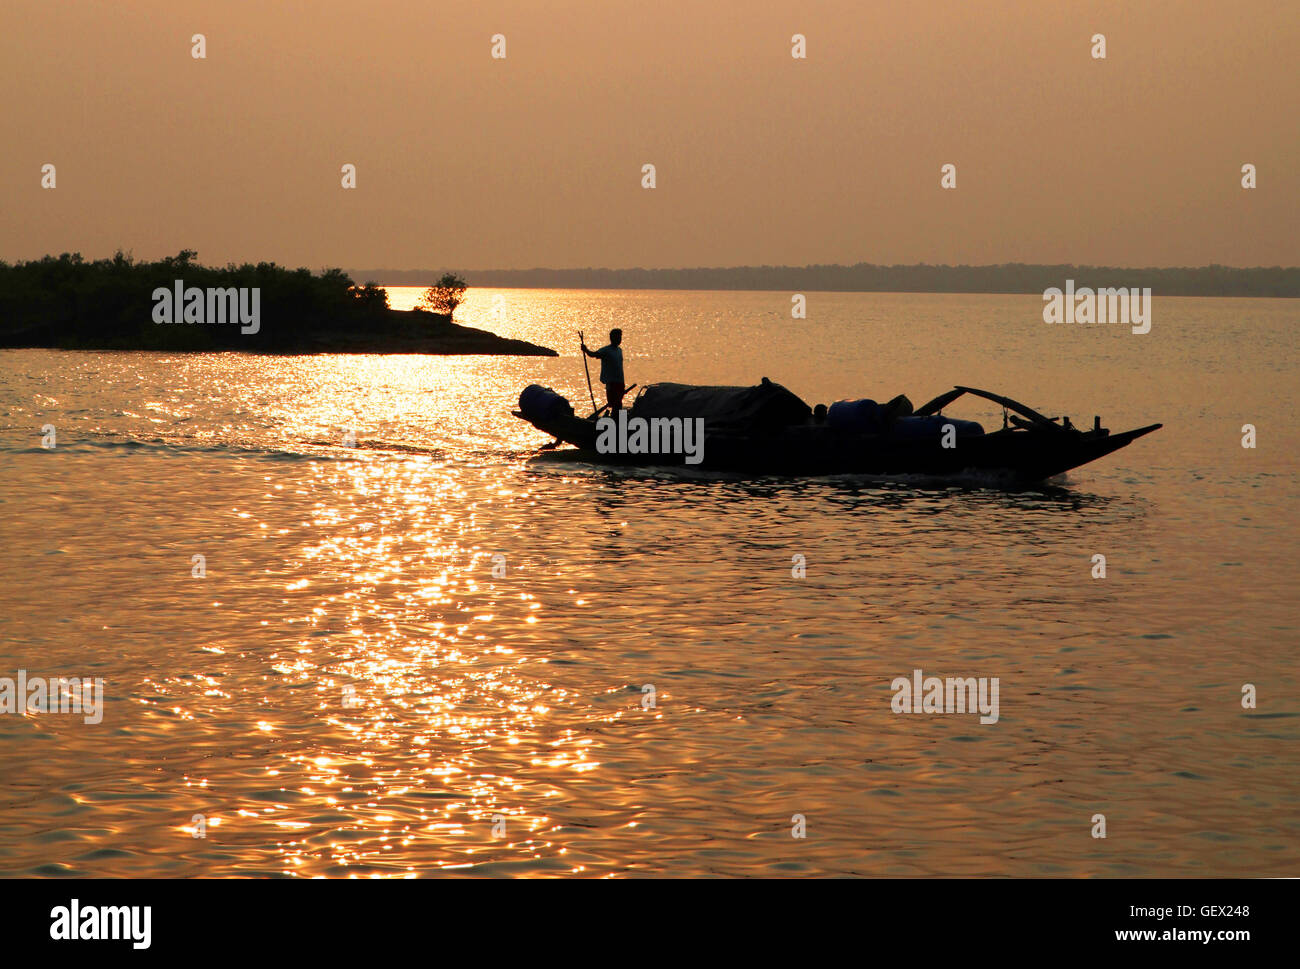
(1, 300, 1298, 876)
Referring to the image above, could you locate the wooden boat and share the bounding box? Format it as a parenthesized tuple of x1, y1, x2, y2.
(512, 380, 1161, 483)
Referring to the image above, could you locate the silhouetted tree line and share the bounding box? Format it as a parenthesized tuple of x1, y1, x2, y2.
(0, 251, 406, 351)
(355, 262, 1299, 297)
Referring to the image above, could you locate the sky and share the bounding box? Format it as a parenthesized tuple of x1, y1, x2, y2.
(2, 0, 1296, 270)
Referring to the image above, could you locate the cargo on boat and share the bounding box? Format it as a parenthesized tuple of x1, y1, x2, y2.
(513, 379, 1161, 482)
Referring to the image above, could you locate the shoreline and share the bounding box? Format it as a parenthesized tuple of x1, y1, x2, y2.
(0, 309, 558, 357)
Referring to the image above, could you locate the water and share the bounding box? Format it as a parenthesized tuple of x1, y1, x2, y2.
(0, 289, 1296, 877)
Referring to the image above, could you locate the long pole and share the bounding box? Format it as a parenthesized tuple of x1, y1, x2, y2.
(578, 330, 598, 415)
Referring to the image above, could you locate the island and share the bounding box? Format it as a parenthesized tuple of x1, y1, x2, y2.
(0, 251, 557, 356)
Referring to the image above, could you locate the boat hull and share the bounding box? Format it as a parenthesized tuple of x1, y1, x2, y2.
(513, 411, 1162, 483)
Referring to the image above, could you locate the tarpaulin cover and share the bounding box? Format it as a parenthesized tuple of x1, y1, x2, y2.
(632, 380, 811, 429)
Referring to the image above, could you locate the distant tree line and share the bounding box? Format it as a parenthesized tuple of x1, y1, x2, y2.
(0, 251, 408, 350)
(354, 263, 1300, 297)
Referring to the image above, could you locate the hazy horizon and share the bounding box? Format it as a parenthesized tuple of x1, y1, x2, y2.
(3, 0, 1297, 269)
(353, 259, 1299, 273)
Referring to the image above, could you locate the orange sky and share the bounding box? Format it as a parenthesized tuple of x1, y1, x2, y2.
(2, 0, 1296, 269)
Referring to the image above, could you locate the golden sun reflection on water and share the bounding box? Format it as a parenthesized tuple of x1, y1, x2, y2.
(163, 401, 620, 876)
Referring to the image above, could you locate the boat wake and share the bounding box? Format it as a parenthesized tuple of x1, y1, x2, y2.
(297, 438, 445, 458)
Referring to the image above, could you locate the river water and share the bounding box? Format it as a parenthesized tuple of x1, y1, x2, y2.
(0, 289, 1296, 876)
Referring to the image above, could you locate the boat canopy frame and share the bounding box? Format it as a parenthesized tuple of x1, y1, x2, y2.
(914, 385, 1068, 432)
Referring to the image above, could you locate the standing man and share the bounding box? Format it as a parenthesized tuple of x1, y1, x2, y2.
(582, 328, 625, 412)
